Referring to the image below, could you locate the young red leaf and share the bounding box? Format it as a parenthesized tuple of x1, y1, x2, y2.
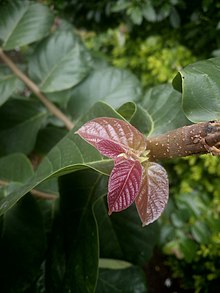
(76, 117, 146, 158)
(108, 157, 142, 214)
(135, 162, 169, 226)
(96, 139, 126, 158)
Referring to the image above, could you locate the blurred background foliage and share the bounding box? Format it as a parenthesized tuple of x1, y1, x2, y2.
(43, 0, 220, 291)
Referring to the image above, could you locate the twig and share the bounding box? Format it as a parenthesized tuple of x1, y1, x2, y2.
(0, 179, 57, 200)
(0, 48, 73, 130)
(146, 121, 220, 161)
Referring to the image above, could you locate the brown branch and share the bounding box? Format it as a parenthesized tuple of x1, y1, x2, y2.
(0, 48, 73, 130)
(0, 179, 57, 200)
(146, 121, 220, 161)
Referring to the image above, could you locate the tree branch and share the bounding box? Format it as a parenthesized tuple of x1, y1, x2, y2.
(146, 121, 220, 161)
(0, 48, 73, 130)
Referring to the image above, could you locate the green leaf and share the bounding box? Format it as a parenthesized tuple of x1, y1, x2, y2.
(54, 170, 104, 293)
(96, 260, 147, 293)
(0, 153, 33, 183)
(174, 57, 220, 122)
(0, 194, 46, 292)
(140, 84, 190, 135)
(0, 98, 47, 155)
(0, 102, 122, 216)
(34, 126, 67, 155)
(94, 197, 160, 265)
(28, 30, 92, 92)
(0, 73, 23, 106)
(179, 237, 197, 263)
(0, 0, 54, 50)
(118, 102, 153, 135)
(67, 67, 142, 120)
(191, 221, 210, 244)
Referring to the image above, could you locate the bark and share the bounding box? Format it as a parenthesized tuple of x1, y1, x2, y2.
(146, 121, 220, 161)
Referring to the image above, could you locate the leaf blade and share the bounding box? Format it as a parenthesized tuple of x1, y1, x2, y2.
(108, 158, 142, 214)
(0, 0, 54, 50)
(28, 30, 92, 92)
(76, 117, 147, 156)
(135, 162, 169, 226)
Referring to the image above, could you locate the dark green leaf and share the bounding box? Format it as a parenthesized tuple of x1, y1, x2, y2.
(191, 221, 210, 244)
(0, 194, 46, 292)
(0, 0, 54, 50)
(174, 57, 220, 122)
(140, 84, 190, 135)
(96, 259, 147, 293)
(67, 67, 142, 120)
(118, 102, 153, 135)
(179, 237, 197, 263)
(0, 153, 33, 183)
(0, 102, 121, 215)
(35, 126, 67, 155)
(28, 30, 92, 92)
(46, 170, 106, 293)
(0, 98, 47, 155)
(94, 197, 160, 265)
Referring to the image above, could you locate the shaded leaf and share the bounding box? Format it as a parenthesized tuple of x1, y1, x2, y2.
(108, 157, 142, 214)
(96, 259, 147, 293)
(0, 195, 46, 292)
(76, 117, 146, 156)
(94, 198, 160, 265)
(0, 98, 47, 155)
(28, 30, 92, 92)
(173, 57, 220, 122)
(135, 162, 169, 226)
(67, 67, 142, 120)
(0, 153, 33, 183)
(0, 0, 54, 50)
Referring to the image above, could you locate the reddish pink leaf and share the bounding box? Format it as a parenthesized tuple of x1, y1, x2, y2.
(96, 139, 126, 158)
(135, 162, 169, 226)
(108, 157, 142, 214)
(76, 117, 146, 158)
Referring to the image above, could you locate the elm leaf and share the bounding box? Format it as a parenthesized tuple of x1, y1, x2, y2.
(108, 157, 142, 214)
(135, 162, 169, 226)
(76, 117, 146, 157)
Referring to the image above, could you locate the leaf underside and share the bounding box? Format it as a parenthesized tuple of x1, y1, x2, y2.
(135, 162, 169, 226)
(108, 157, 142, 214)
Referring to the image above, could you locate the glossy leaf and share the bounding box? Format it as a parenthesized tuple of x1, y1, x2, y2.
(0, 0, 54, 50)
(76, 117, 146, 156)
(173, 57, 220, 122)
(0, 99, 47, 155)
(67, 67, 142, 120)
(108, 157, 142, 214)
(28, 30, 92, 92)
(135, 162, 169, 226)
(0, 102, 121, 216)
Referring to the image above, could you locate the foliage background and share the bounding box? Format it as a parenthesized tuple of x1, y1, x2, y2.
(0, 0, 220, 292)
